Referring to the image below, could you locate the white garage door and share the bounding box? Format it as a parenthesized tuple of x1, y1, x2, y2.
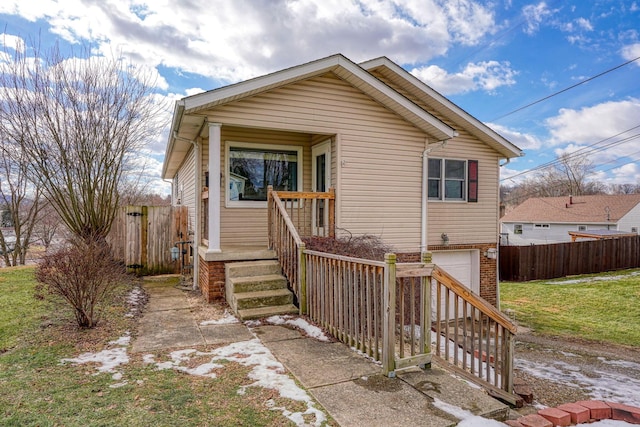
(431, 250, 479, 294)
(430, 250, 480, 321)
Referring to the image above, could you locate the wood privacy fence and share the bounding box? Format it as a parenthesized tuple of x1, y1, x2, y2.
(108, 205, 189, 275)
(268, 189, 518, 404)
(499, 235, 640, 281)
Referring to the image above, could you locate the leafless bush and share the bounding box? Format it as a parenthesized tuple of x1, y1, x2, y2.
(303, 229, 393, 261)
(35, 236, 130, 328)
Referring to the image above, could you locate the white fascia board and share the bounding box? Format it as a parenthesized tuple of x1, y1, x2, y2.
(360, 57, 523, 158)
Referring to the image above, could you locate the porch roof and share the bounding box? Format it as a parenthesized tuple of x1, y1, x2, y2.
(162, 54, 456, 179)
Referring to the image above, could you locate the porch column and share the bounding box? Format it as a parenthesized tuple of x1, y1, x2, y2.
(208, 122, 222, 252)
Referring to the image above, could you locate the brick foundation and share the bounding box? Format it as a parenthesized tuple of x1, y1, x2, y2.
(198, 256, 225, 303)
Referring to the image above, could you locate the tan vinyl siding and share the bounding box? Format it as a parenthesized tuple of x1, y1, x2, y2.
(426, 132, 500, 245)
(202, 74, 429, 251)
(199, 72, 500, 250)
(176, 147, 197, 234)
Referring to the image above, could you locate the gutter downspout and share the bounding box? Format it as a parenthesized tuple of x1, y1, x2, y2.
(174, 131, 200, 291)
(421, 138, 453, 253)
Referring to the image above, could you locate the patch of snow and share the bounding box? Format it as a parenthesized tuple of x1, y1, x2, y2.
(456, 416, 507, 426)
(516, 358, 640, 407)
(432, 398, 475, 420)
(546, 271, 640, 285)
(350, 347, 382, 365)
(598, 357, 640, 372)
(144, 338, 327, 427)
(125, 287, 145, 317)
(60, 332, 131, 379)
(263, 315, 330, 342)
(200, 310, 239, 325)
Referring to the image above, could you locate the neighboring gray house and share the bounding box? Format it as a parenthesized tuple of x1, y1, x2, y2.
(500, 194, 640, 245)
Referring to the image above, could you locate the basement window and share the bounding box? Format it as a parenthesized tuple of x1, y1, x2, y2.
(226, 142, 302, 208)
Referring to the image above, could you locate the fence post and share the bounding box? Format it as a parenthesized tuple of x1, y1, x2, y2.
(421, 251, 432, 366)
(382, 252, 397, 377)
(328, 187, 335, 238)
(267, 185, 273, 249)
(298, 242, 307, 315)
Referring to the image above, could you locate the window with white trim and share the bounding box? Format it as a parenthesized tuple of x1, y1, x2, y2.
(226, 142, 303, 207)
(514, 224, 523, 235)
(578, 225, 587, 231)
(428, 158, 478, 202)
(534, 224, 550, 229)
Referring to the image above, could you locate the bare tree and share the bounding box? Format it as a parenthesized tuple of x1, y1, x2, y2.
(0, 138, 41, 266)
(0, 41, 166, 240)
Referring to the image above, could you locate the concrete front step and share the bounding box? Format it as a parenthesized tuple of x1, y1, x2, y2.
(226, 260, 282, 279)
(229, 274, 288, 293)
(238, 304, 299, 320)
(234, 288, 294, 310)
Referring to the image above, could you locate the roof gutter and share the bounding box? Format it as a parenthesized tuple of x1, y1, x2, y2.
(161, 100, 186, 179)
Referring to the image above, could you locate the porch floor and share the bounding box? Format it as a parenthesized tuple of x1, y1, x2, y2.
(199, 245, 277, 262)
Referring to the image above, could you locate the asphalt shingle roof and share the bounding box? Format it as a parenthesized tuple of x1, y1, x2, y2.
(501, 194, 640, 224)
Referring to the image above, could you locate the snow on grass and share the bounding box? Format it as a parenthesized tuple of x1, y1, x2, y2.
(199, 309, 239, 325)
(263, 315, 330, 342)
(125, 286, 145, 318)
(516, 357, 640, 407)
(60, 331, 131, 384)
(144, 338, 327, 426)
(546, 271, 640, 285)
(61, 331, 327, 426)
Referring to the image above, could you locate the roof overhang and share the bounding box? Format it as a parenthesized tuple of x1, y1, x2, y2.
(359, 57, 524, 159)
(162, 54, 457, 179)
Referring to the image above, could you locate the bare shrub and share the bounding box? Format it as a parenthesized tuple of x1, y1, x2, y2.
(35, 236, 130, 328)
(303, 229, 393, 261)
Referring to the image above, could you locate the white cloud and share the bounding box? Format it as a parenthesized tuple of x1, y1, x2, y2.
(545, 98, 640, 145)
(621, 43, 640, 64)
(487, 123, 542, 150)
(522, 2, 555, 35)
(411, 61, 517, 95)
(575, 17, 593, 31)
(0, 0, 499, 84)
(0, 33, 25, 52)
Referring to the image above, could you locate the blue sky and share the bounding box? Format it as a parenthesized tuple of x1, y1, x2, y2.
(1, 0, 639, 194)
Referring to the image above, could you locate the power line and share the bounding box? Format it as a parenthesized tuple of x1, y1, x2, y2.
(491, 55, 640, 121)
(501, 125, 640, 181)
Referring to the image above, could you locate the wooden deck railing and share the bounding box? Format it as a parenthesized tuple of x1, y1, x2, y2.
(267, 187, 517, 403)
(430, 266, 518, 404)
(270, 188, 335, 238)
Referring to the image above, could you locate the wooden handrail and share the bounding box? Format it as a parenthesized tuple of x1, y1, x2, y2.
(271, 192, 303, 246)
(432, 266, 517, 334)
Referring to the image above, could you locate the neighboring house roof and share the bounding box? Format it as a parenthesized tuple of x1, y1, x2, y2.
(163, 53, 523, 179)
(501, 194, 640, 224)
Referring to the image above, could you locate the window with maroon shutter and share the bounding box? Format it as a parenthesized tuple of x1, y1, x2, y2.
(468, 160, 478, 203)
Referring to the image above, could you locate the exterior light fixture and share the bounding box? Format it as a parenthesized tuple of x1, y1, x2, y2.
(484, 247, 497, 259)
(441, 233, 449, 246)
(170, 246, 180, 261)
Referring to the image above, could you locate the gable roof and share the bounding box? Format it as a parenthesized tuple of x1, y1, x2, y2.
(163, 53, 522, 179)
(501, 194, 640, 224)
(359, 57, 522, 159)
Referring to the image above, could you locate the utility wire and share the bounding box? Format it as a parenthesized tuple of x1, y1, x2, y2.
(501, 125, 640, 181)
(491, 55, 640, 121)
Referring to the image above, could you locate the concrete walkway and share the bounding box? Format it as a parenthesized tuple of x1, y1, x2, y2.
(132, 278, 509, 427)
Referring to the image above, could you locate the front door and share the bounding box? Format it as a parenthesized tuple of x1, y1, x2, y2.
(312, 141, 331, 236)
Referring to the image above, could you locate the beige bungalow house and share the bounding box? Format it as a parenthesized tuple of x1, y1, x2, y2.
(162, 54, 522, 308)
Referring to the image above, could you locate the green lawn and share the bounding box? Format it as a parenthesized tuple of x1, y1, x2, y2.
(500, 269, 640, 347)
(0, 267, 328, 426)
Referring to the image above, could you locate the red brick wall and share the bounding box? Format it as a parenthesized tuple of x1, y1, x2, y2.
(398, 243, 498, 306)
(198, 256, 225, 303)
